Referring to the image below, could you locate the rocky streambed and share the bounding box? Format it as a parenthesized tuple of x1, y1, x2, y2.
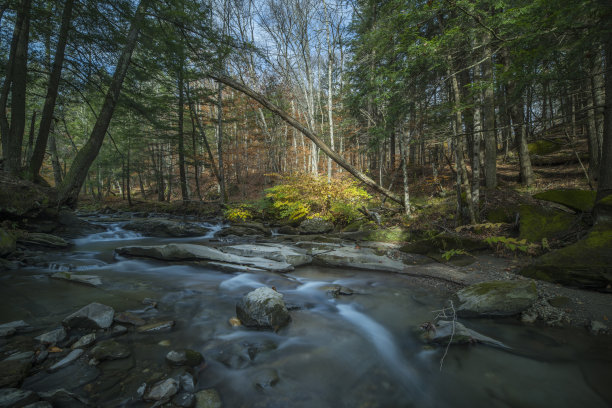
(0, 212, 611, 407)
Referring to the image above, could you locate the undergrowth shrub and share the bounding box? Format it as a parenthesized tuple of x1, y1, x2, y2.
(224, 204, 254, 222)
(264, 173, 371, 225)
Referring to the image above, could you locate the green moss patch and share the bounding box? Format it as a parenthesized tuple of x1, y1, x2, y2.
(533, 189, 596, 212)
(365, 227, 412, 243)
(520, 224, 612, 291)
(527, 139, 563, 155)
(518, 204, 576, 242)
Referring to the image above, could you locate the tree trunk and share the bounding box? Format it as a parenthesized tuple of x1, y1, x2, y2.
(28, 0, 74, 180)
(49, 132, 63, 186)
(596, 38, 612, 213)
(482, 38, 497, 189)
(2, 0, 31, 175)
(177, 67, 188, 202)
(57, 0, 148, 207)
(217, 82, 227, 203)
(190, 104, 202, 201)
(209, 74, 404, 206)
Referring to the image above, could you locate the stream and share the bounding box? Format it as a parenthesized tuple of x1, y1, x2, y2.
(1, 214, 611, 407)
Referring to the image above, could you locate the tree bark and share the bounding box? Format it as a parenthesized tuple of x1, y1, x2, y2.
(482, 38, 497, 189)
(209, 73, 404, 206)
(57, 0, 148, 207)
(28, 0, 74, 180)
(2, 0, 31, 175)
(596, 38, 612, 212)
(177, 67, 188, 202)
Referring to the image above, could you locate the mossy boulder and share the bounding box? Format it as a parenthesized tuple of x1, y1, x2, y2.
(365, 227, 411, 242)
(0, 228, 16, 257)
(520, 224, 612, 291)
(527, 139, 562, 155)
(533, 189, 596, 213)
(518, 204, 576, 242)
(454, 280, 538, 317)
(400, 233, 488, 255)
(0, 172, 57, 220)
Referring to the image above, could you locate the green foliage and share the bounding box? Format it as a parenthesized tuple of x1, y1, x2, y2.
(224, 204, 254, 222)
(264, 174, 371, 225)
(484, 236, 538, 255)
(440, 248, 470, 261)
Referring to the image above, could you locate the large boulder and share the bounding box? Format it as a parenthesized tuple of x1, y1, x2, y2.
(454, 280, 538, 317)
(116, 243, 294, 272)
(299, 217, 333, 234)
(0, 228, 15, 257)
(520, 224, 612, 291)
(63, 302, 115, 329)
(123, 218, 210, 237)
(533, 189, 596, 213)
(518, 204, 576, 242)
(0, 172, 57, 220)
(236, 287, 290, 330)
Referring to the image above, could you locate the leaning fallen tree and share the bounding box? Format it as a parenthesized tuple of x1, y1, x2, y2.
(207, 74, 404, 207)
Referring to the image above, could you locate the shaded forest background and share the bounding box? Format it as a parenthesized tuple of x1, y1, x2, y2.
(1, 0, 611, 223)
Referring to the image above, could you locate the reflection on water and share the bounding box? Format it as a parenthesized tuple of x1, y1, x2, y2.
(0, 217, 610, 407)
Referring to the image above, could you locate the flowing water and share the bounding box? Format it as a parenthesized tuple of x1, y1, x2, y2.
(1, 215, 611, 407)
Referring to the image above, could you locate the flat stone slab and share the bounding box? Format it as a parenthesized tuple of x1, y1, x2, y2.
(22, 361, 99, 393)
(116, 243, 294, 272)
(63, 302, 114, 329)
(137, 320, 175, 333)
(51, 272, 102, 287)
(207, 262, 266, 273)
(221, 244, 312, 266)
(17, 232, 70, 248)
(312, 246, 407, 272)
(421, 320, 510, 349)
(0, 320, 32, 334)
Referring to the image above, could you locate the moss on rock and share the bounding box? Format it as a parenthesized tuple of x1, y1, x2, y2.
(533, 189, 596, 213)
(520, 224, 612, 291)
(455, 280, 538, 317)
(400, 233, 488, 255)
(518, 204, 576, 242)
(365, 227, 411, 243)
(0, 228, 16, 257)
(527, 139, 562, 155)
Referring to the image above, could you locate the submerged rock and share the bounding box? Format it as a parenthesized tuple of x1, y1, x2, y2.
(253, 368, 279, 390)
(123, 218, 210, 237)
(421, 320, 510, 349)
(48, 349, 84, 372)
(144, 378, 179, 401)
(137, 320, 175, 333)
(34, 327, 67, 345)
(0, 358, 31, 388)
(72, 333, 96, 349)
(90, 340, 131, 361)
(63, 302, 114, 329)
(0, 388, 39, 407)
(116, 243, 293, 272)
(51, 272, 102, 287)
(114, 311, 146, 326)
(454, 280, 537, 317)
(520, 224, 612, 291)
(236, 287, 290, 330)
(165, 349, 204, 367)
(195, 389, 222, 408)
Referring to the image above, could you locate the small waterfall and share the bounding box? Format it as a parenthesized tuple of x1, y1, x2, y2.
(73, 223, 141, 245)
(219, 273, 264, 291)
(337, 304, 422, 394)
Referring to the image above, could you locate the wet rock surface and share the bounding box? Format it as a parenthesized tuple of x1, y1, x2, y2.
(123, 218, 211, 237)
(454, 280, 538, 317)
(236, 287, 291, 330)
(62, 303, 115, 329)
